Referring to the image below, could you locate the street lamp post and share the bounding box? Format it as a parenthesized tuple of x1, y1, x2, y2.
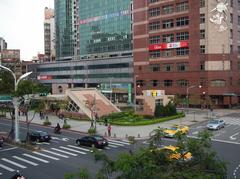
(134, 75, 139, 113)
(0, 65, 32, 142)
(186, 84, 202, 110)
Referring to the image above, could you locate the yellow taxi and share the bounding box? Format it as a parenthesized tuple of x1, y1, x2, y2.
(163, 125, 189, 138)
(161, 145, 192, 161)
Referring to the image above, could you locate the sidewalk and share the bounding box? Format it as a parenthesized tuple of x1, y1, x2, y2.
(7, 108, 239, 140)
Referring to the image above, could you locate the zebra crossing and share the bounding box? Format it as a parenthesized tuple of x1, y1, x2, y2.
(220, 117, 240, 126)
(0, 139, 131, 176)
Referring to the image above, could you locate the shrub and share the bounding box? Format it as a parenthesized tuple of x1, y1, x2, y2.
(154, 102, 177, 117)
(62, 123, 71, 129)
(88, 127, 96, 135)
(43, 121, 51, 126)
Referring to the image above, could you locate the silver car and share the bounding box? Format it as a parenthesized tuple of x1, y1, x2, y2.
(207, 119, 225, 130)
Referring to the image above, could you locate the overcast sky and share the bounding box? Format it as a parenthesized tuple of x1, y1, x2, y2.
(0, 0, 54, 60)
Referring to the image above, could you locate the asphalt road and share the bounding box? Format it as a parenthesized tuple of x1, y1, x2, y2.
(0, 118, 132, 179)
(0, 116, 240, 179)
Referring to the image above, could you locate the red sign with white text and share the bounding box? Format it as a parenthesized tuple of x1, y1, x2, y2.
(37, 75, 52, 80)
(149, 41, 188, 51)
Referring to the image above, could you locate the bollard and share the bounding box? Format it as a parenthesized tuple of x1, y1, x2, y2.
(114, 133, 116, 138)
(138, 133, 140, 138)
(125, 134, 128, 139)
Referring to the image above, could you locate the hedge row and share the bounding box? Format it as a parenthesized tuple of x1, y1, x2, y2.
(109, 113, 185, 126)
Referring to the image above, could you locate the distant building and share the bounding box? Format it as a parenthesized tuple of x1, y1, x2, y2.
(0, 37, 7, 52)
(44, 7, 55, 62)
(0, 49, 21, 78)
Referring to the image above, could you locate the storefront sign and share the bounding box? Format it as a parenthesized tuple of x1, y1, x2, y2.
(149, 41, 188, 51)
(37, 75, 52, 80)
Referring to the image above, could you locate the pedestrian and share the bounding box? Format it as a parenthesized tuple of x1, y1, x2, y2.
(107, 124, 111, 137)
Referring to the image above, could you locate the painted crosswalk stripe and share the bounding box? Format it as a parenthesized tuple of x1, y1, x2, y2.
(51, 148, 78, 156)
(33, 152, 59, 160)
(108, 142, 124, 146)
(60, 146, 87, 155)
(67, 145, 91, 152)
(105, 147, 111, 150)
(0, 164, 15, 172)
(121, 139, 131, 143)
(23, 153, 49, 163)
(108, 144, 117, 148)
(42, 150, 69, 158)
(0, 172, 2, 175)
(2, 158, 27, 169)
(13, 156, 38, 166)
(108, 139, 130, 145)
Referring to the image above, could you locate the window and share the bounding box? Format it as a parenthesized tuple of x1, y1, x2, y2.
(200, 45, 205, 54)
(238, 16, 240, 25)
(176, 48, 189, 56)
(230, 29, 233, 39)
(177, 63, 188, 71)
(230, 13, 233, 23)
(149, 21, 160, 31)
(176, 17, 189, 26)
(200, 29, 205, 39)
(149, 7, 160, 17)
(162, 5, 174, 14)
(177, 80, 189, 87)
(238, 46, 240, 54)
(164, 80, 173, 87)
(148, 0, 159, 3)
(238, 61, 240, 70)
(211, 80, 226, 87)
(149, 51, 161, 58)
(162, 34, 174, 42)
(155, 99, 163, 106)
(151, 80, 159, 87)
(176, 32, 189, 41)
(149, 36, 160, 44)
(163, 64, 173, 71)
(162, 19, 174, 29)
(137, 80, 145, 86)
(200, 61, 205, 71)
(200, 0, 205, 7)
(176, 2, 189, 12)
(200, 14, 205, 23)
(149, 64, 160, 72)
(162, 49, 173, 57)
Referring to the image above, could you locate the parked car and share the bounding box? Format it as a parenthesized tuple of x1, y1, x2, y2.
(76, 135, 108, 149)
(29, 130, 51, 142)
(207, 119, 225, 130)
(163, 125, 189, 138)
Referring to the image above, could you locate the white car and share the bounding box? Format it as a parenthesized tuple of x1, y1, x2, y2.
(207, 119, 225, 130)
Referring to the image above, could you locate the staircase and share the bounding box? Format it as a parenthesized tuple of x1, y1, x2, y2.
(66, 88, 120, 119)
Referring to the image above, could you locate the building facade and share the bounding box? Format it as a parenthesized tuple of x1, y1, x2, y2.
(35, 0, 133, 103)
(0, 37, 7, 52)
(44, 7, 55, 62)
(133, 0, 240, 107)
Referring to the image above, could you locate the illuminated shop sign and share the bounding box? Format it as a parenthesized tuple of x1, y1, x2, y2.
(37, 75, 52, 80)
(149, 41, 188, 51)
(79, 9, 131, 25)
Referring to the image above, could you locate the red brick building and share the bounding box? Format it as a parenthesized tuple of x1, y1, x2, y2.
(133, 0, 240, 107)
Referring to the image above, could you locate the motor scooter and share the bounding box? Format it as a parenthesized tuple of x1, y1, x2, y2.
(54, 127, 61, 134)
(11, 170, 26, 179)
(0, 137, 4, 147)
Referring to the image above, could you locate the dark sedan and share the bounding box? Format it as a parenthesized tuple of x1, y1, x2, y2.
(76, 135, 108, 149)
(29, 131, 51, 142)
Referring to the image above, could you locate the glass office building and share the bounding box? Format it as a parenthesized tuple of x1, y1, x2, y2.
(55, 0, 74, 60)
(79, 0, 132, 58)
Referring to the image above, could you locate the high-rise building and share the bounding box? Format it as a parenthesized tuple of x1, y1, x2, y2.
(0, 37, 7, 52)
(35, 0, 133, 103)
(133, 0, 240, 107)
(44, 7, 55, 61)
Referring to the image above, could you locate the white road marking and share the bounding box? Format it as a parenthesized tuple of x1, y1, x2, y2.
(62, 138, 70, 141)
(42, 150, 69, 158)
(108, 142, 124, 146)
(107, 139, 130, 145)
(0, 147, 18, 152)
(0, 172, 2, 175)
(67, 145, 90, 152)
(2, 158, 27, 169)
(23, 153, 49, 163)
(230, 133, 239, 140)
(121, 139, 131, 143)
(60, 146, 86, 155)
(108, 144, 118, 148)
(51, 148, 78, 156)
(33, 152, 59, 160)
(192, 131, 199, 135)
(36, 142, 50, 145)
(0, 163, 15, 172)
(13, 156, 38, 166)
(105, 147, 111, 150)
